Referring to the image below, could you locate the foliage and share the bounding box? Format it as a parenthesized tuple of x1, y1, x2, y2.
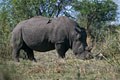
(0, 62, 23, 80)
(10, 0, 73, 25)
(92, 26, 120, 67)
(0, 1, 12, 60)
(73, 0, 117, 34)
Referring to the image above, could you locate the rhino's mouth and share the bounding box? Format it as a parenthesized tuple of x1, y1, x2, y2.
(76, 51, 93, 60)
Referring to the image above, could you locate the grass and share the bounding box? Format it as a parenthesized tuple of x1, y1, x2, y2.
(1, 50, 120, 80)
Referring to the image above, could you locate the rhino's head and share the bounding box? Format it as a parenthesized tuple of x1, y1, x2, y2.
(72, 27, 93, 60)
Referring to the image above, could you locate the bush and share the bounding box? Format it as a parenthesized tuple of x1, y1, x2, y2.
(0, 62, 23, 80)
(0, 20, 11, 60)
(92, 27, 120, 66)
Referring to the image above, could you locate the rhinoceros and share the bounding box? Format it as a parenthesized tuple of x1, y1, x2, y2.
(11, 16, 92, 62)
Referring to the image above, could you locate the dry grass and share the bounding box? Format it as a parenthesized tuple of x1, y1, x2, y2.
(1, 50, 120, 80)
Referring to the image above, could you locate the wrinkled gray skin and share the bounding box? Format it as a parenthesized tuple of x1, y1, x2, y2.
(11, 16, 92, 62)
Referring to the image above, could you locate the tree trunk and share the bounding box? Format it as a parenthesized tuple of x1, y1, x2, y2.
(86, 20, 94, 48)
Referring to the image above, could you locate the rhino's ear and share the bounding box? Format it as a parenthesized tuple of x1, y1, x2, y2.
(75, 26, 81, 33)
(76, 34, 81, 39)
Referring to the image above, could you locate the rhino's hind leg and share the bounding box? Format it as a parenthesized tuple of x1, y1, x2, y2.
(12, 48, 21, 62)
(23, 47, 37, 62)
(55, 42, 68, 58)
(12, 42, 22, 62)
(11, 39, 22, 62)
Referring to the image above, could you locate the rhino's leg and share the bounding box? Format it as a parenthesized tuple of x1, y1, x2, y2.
(12, 45, 21, 62)
(55, 42, 68, 58)
(23, 47, 37, 62)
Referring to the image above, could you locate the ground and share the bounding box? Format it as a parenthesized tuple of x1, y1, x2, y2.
(0, 50, 120, 80)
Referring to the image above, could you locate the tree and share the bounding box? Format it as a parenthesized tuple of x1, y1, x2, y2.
(3, 0, 72, 27)
(73, 0, 117, 46)
(73, 0, 117, 29)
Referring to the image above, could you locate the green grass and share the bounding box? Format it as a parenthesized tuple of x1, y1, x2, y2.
(1, 50, 120, 80)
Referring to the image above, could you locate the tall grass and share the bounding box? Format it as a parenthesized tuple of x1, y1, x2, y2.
(92, 27, 120, 67)
(0, 34, 12, 60)
(0, 60, 24, 80)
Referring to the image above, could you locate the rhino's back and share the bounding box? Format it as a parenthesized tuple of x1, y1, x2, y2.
(21, 17, 55, 51)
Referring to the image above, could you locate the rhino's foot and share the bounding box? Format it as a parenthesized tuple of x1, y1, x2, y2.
(29, 58, 37, 62)
(59, 55, 65, 58)
(33, 58, 37, 62)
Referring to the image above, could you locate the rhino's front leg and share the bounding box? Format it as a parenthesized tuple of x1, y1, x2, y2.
(55, 42, 68, 58)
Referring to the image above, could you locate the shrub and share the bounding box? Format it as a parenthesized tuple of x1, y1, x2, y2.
(92, 27, 120, 66)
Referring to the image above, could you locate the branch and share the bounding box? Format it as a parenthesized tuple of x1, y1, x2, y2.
(55, 0, 63, 17)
